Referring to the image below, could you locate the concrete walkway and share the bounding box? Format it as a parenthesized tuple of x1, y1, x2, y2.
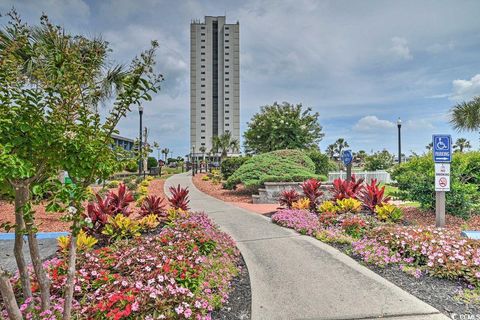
(165, 173, 448, 320)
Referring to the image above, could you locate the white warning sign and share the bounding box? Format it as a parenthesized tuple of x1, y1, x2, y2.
(435, 163, 450, 192)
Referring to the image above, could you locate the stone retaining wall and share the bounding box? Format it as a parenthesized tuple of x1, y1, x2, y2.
(252, 181, 333, 204)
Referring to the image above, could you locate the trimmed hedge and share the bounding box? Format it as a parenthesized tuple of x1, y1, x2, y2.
(220, 156, 250, 179)
(306, 149, 338, 175)
(224, 149, 324, 190)
(391, 152, 480, 218)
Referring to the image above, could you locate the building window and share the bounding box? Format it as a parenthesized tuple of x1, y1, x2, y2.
(225, 78, 229, 81)
(201, 33, 205, 36)
(201, 65, 205, 68)
(201, 46, 205, 48)
(201, 26, 205, 30)
(225, 65, 229, 68)
(225, 52, 229, 55)
(225, 117, 230, 120)
(201, 90, 205, 94)
(201, 71, 205, 75)
(225, 91, 230, 94)
(201, 110, 205, 113)
(201, 84, 205, 87)
(225, 46, 229, 49)
(201, 123, 205, 126)
(201, 39, 205, 42)
(201, 52, 205, 55)
(201, 130, 205, 133)
(225, 84, 229, 88)
(201, 97, 205, 101)
(201, 103, 205, 106)
(225, 59, 229, 62)
(225, 110, 230, 113)
(201, 78, 205, 81)
(225, 123, 230, 126)
(225, 27, 229, 30)
(225, 39, 229, 43)
(225, 104, 230, 107)
(225, 72, 229, 75)
(201, 117, 205, 120)
(225, 33, 229, 36)
(225, 97, 229, 100)
(201, 142, 205, 146)
(201, 136, 205, 139)
(201, 59, 205, 62)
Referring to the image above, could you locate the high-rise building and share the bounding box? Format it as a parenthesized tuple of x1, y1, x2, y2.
(190, 16, 240, 158)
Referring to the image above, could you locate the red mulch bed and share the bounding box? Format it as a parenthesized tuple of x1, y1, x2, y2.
(402, 206, 480, 231)
(192, 173, 253, 203)
(0, 178, 170, 232)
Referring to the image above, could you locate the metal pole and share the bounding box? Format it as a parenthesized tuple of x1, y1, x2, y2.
(346, 164, 352, 182)
(397, 118, 402, 164)
(436, 191, 445, 227)
(138, 107, 143, 176)
(192, 146, 195, 177)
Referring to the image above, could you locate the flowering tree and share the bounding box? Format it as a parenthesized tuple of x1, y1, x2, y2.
(0, 11, 162, 319)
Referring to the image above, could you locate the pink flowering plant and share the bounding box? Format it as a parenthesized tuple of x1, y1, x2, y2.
(271, 209, 320, 236)
(3, 212, 240, 319)
(353, 226, 480, 287)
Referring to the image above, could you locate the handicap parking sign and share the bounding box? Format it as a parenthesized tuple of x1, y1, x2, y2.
(432, 134, 451, 163)
(341, 150, 353, 166)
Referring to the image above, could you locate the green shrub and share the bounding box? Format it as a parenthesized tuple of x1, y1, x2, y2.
(147, 156, 158, 169)
(224, 149, 322, 190)
(306, 149, 337, 175)
(125, 161, 138, 173)
(391, 152, 480, 218)
(220, 156, 250, 179)
(364, 150, 395, 171)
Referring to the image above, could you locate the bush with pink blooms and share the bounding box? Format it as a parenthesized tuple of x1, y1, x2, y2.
(271, 209, 320, 236)
(3, 212, 240, 319)
(352, 226, 480, 287)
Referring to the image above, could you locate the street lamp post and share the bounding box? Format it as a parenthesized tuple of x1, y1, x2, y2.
(397, 117, 402, 164)
(138, 106, 144, 176)
(192, 146, 195, 177)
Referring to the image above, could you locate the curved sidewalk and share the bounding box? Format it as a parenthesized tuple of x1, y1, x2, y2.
(165, 173, 448, 320)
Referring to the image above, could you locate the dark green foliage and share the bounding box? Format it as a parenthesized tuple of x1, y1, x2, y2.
(391, 152, 480, 218)
(224, 149, 324, 190)
(364, 150, 395, 171)
(220, 156, 250, 179)
(243, 102, 324, 154)
(306, 149, 337, 175)
(147, 156, 157, 169)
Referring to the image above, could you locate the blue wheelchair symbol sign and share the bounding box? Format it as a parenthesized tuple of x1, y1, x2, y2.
(433, 135, 451, 163)
(341, 150, 353, 166)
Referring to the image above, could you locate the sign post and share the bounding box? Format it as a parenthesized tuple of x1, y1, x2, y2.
(432, 135, 451, 228)
(341, 150, 353, 182)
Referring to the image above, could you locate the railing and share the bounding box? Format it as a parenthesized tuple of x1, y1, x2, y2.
(328, 171, 393, 184)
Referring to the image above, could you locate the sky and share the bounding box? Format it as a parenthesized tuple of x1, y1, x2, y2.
(2, 0, 480, 158)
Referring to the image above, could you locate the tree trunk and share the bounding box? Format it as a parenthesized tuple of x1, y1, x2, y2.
(0, 267, 22, 320)
(13, 184, 32, 300)
(25, 225, 51, 310)
(62, 232, 77, 320)
(16, 183, 51, 310)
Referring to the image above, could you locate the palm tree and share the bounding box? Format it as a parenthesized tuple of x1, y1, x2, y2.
(326, 144, 335, 160)
(450, 96, 480, 132)
(199, 146, 206, 161)
(354, 150, 368, 165)
(153, 141, 160, 161)
(334, 138, 349, 157)
(453, 138, 471, 153)
(161, 148, 170, 162)
(211, 132, 240, 159)
(426, 142, 433, 151)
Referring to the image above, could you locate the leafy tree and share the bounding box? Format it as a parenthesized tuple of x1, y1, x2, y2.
(453, 138, 471, 153)
(450, 96, 480, 132)
(364, 150, 394, 171)
(243, 102, 324, 153)
(306, 149, 337, 175)
(0, 11, 161, 319)
(354, 150, 368, 166)
(212, 131, 240, 159)
(147, 156, 158, 169)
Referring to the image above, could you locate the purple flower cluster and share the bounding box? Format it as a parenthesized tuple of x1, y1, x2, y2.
(271, 209, 320, 236)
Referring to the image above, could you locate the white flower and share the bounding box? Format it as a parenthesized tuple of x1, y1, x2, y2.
(84, 217, 92, 224)
(67, 206, 77, 215)
(64, 131, 77, 139)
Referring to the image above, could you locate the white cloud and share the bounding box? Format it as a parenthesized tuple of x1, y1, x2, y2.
(450, 74, 480, 101)
(404, 119, 434, 130)
(390, 37, 413, 60)
(353, 116, 395, 132)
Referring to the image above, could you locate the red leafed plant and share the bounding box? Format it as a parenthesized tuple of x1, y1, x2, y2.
(279, 189, 300, 208)
(108, 183, 135, 216)
(332, 175, 365, 200)
(359, 179, 391, 213)
(140, 195, 167, 218)
(301, 178, 323, 211)
(168, 184, 190, 210)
